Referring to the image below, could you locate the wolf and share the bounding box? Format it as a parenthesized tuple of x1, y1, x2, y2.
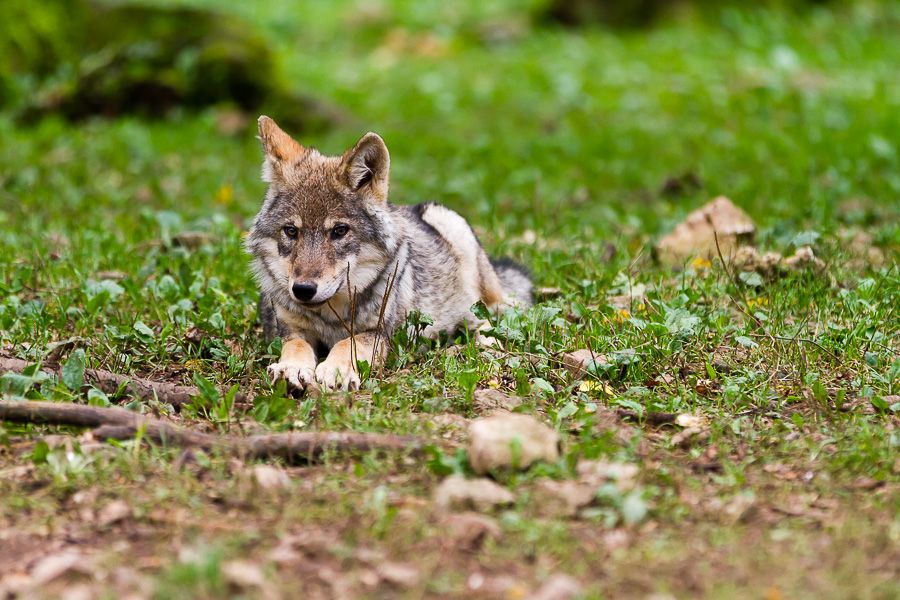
(245, 116, 532, 391)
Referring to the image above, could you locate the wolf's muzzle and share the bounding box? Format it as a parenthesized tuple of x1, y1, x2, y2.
(291, 282, 318, 302)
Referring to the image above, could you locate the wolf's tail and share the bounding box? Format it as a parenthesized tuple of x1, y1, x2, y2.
(489, 257, 533, 309)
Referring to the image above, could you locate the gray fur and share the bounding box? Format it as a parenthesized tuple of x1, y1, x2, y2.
(246, 122, 533, 376)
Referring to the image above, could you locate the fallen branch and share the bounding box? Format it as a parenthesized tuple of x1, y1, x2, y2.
(0, 357, 244, 409)
(0, 400, 423, 462)
(615, 409, 678, 427)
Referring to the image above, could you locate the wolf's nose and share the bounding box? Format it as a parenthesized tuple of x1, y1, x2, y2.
(291, 282, 318, 302)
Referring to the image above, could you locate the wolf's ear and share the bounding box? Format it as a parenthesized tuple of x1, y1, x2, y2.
(342, 132, 390, 201)
(257, 116, 305, 181)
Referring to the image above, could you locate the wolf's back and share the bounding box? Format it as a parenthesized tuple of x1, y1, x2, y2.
(490, 257, 533, 309)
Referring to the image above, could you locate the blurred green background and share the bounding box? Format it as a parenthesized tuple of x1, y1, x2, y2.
(1, 0, 898, 290)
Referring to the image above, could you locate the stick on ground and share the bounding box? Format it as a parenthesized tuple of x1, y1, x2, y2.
(0, 357, 241, 408)
(0, 400, 424, 462)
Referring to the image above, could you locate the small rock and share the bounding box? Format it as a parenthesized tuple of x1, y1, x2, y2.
(560, 349, 608, 379)
(97, 500, 131, 527)
(674, 413, 708, 429)
(60, 583, 94, 600)
(467, 413, 561, 474)
(576, 460, 639, 492)
(473, 388, 522, 414)
(433, 475, 515, 511)
(526, 574, 583, 600)
(252, 464, 291, 491)
(30, 551, 90, 585)
(441, 512, 502, 550)
(222, 560, 265, 589)
(532, 479, 596, 518)
(376, 562, 420, 588)
(655, 196, 755, 265)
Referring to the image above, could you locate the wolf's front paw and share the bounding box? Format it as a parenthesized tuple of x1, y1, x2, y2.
(314, 358, 360, 391)
(267, 362, 315, 393)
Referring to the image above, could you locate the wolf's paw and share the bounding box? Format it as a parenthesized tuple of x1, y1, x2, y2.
(315, 358, 360, 392)
(267, 362, 315, 393)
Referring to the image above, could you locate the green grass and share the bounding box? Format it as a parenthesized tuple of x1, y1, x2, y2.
(1, 1, 899, 598)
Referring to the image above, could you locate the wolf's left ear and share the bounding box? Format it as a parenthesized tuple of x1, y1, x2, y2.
(258, 115, 305, 182)
(342, 132, 390, 201)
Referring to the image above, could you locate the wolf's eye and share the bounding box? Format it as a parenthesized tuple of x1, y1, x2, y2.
(331, 224, 350, 240)
(282, 225, 298, 239)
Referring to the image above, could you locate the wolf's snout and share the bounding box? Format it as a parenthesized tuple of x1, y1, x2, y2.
(291, 282, 318, 302)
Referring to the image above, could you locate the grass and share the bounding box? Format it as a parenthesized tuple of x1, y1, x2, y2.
(1, 1, 899, 598)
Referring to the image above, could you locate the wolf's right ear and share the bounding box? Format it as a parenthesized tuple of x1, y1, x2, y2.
(257, 116, 305, 182)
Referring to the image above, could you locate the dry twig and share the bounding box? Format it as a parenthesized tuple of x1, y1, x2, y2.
(0, 400, 424, 462)
(0, 357, 230, 408)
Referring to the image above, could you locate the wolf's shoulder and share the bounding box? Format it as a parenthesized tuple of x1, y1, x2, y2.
(394, 202, 479, 249)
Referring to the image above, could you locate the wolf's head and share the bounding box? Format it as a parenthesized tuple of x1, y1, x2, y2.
(245, 116, 397, 311)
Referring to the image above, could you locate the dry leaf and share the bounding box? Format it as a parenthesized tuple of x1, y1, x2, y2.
(782, 246, 825, 272)
(94, 270, 128, 281)
(526, 574, 583, 600)
(578, 380, 614, 396)
(97, 500, 131, 527)
(172, 231, 214, 249)
(655, 196, 755, 265)
(672, 427, 710, 447)
(440, 512, 501, 550)
(535, 286, 562, 300)
(561, 349, 608, 379)
(473, 388, 522, 414)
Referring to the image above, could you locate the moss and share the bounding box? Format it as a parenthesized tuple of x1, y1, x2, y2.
(3, 0, 340, 132)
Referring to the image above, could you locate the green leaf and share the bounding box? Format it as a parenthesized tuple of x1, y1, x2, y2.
(738, 271, 764, 287)
(61, 349, 86, 391)
(664, 308, 701, 338)
(192, 373, 219, 406)
(790, 230, 820, 247)
(812, 379, 828, 404)
(31, 439, 50, 464)
(556, 401, 578, 421)
(87, 387, 110, 407)
(621, 491, 647, 525)
(531, 377, 554, 395)
(134, 321, 155, 341)
(735, 335, 758, 348)
(870, 396, 888, 412)
(470, 301, 491, 320)
(252, 379, 292, 425)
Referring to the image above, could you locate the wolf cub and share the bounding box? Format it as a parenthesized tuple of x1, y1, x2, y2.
(246, 116, 532, 391)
